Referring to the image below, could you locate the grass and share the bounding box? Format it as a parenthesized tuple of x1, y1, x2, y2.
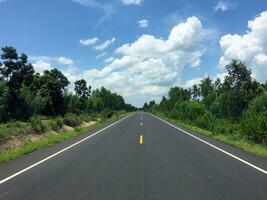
(0, 113, 130, 163)
(153, 112, 267, 158)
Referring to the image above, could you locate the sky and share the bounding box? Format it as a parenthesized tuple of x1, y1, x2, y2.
(1, 0, 267, 107)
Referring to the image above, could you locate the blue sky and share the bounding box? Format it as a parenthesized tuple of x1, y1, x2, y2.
(1, 0, 267, 107)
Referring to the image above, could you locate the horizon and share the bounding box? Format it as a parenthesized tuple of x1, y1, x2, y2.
(1, 0, 267, 107)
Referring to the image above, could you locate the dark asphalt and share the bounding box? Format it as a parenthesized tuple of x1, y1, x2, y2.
(0, 112, 267, 200)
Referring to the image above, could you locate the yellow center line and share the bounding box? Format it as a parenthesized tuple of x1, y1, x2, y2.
(139, 135, 143, 144)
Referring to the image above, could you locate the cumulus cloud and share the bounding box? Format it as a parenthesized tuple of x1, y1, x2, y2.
(214, 1, 231, 12)
(219, 11, 267, 82)
(93, 38, 116, 51)
(63, 16, 206, 106)
(57, 57, 74, 65)
(121, 0, 143, 6)
(30, 56, 74, 66)
(138, 19, 149, 28)
(32, 60, 53, 73)
(80, 37, 99, 46)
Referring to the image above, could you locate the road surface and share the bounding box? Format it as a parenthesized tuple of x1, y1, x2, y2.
(0, 112, 267, 200)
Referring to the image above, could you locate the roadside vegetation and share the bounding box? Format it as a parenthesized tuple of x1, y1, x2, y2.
(0, 46, 136, 161)
(143, 60, 267, 157)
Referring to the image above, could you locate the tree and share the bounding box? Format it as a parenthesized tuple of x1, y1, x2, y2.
(74, 79, 91, 99)
(192, 84, 200, 100)
(143, 102, 148, 111)
(35, 69, 69, 115)
(199, 77, 214, 98)
(169, 86, 191, 106)
(0, 80, 9, 121)
(220, 60, 259, 119)
(0, 46, 34, 119)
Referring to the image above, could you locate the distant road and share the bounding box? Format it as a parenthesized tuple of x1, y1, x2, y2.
(0, 112, 267, 200)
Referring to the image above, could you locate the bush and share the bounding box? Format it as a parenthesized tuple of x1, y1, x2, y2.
(101, 109, 114, 119)
(195, 111, 216, 131)
(30, 116, 46, 134)
(241, 111, 267, 144)
(172, 101, 206, 122)
(247, 92, 267, 113)
(0, 122, 31, 143)
(79, 114, 93, 122)
(49, 117, 63, 131)
(63, 113, 81, 127)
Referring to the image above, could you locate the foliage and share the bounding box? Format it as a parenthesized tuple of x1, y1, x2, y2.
(63, 113, 82, 127)
(144, 59, 267, 146)
(30, 116, 46, 134)
(74, 79, 91, 98)
(241, 112, 267, 144)
(0, 46, 136, 125)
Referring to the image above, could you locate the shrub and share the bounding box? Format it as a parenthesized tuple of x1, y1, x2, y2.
(101, 109, 114, 119)
(30, 116, 46, 134)
(63, 113, 81, 127)
(241, 111, 267, 144)
(79, 114, 93, 122)
(172, 101, 206, 122)
(195, 111, 216, 131)
(49, 117, 63, 131)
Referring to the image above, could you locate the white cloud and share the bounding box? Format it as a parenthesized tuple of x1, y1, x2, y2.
(95, 52, 108, 59)
(30, 56, 74, 66)
(214, 1, 231, 12)
(121, 0, 143, 6)
(184, 77, 203, 88)
(138, 19, 149, 28)
(63, 16, 207, 106)
(219, 11, 267, 82)
(80, 37, 99, 46)
(105, 57, 115, 63)
(93, 38, 116, 51)
(32, 60, 53, 73)
(57, 57, 74, 65)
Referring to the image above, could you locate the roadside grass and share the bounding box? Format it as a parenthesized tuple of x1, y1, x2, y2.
(153, 112, 267, 158)
(0, 113, 130, 163)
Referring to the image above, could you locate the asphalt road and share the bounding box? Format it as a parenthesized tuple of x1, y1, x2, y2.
(0, 112, 267, 200)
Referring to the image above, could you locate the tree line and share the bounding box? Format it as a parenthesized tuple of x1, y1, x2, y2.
(143, 60, 267, 144)
(0, 46, 136, 122)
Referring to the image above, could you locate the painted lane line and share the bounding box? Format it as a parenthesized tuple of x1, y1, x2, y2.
(141, 122, 143, 126)
(139, 135, 144, 144)
(0, 114, 134, 185)
(150, 113, 267, 175)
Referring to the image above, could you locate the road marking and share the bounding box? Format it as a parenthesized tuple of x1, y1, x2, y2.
(139, 135, 144, 144)
(141, 122, 143, 126)
(150, 113, 267, 175)
(0, 114, 134, 185)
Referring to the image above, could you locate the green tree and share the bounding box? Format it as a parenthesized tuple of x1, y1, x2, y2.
(191, 84, 200, 100)
(199, 77, 214, 98)
(0, 46, 34, 119)
(35, 69, 69, 115)
(219, 60, 259, 119)
(169, 86, 191, 107)
(0, 79, 9, 121)
(74, 79, 91, 99)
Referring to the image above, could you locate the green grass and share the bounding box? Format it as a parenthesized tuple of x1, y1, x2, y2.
(153, 112, 267, 158)
(0, 113, 130, 163)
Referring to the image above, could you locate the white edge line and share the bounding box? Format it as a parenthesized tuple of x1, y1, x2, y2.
(0, 114, 134, 185)
(149, 113, 267, 175)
